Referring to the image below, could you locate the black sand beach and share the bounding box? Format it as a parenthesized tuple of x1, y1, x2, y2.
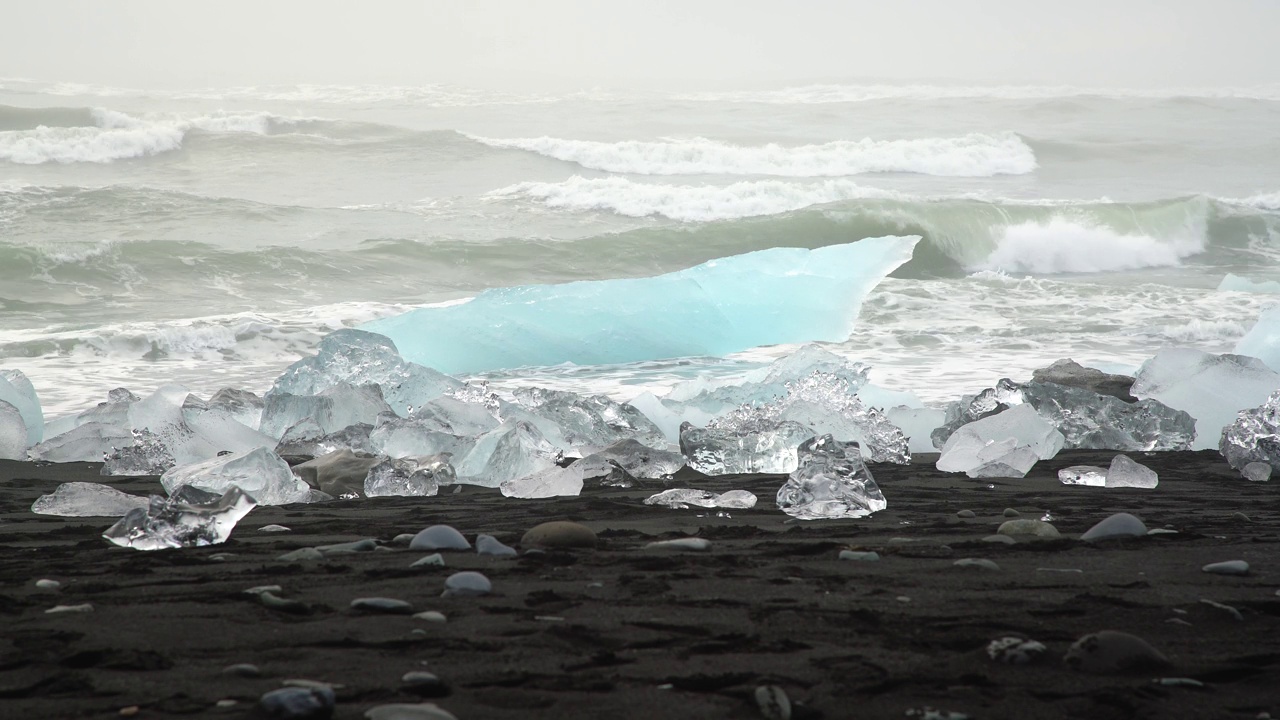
(1, 450, 1277, 720)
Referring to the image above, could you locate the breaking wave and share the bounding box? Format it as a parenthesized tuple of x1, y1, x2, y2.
(675, 83, 1280, 104)
(466, 132, 1037, 177)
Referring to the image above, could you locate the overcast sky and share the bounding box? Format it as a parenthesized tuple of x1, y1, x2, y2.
(3, 0, 1278, 90)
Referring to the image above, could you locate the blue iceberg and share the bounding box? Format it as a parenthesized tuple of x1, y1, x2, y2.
(363, 236, 920, 374)
(1236, 306, 1280, 373)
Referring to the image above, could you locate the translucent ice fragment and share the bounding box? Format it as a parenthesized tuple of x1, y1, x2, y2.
(103, 429, 175, 476)
(409, 394, 502, 437)
(644, 488, 758, 509)
(259, 383, 392, 440)
(31, 482, 149, 517)
(1106, 454, 1158, 488)
(1021, 381, 1193, 451)
(268, 328, 462, 416)
(776, 435, 886, 520)
(1133, 348, 1280, 451)
(367, 417, 475, 461)
(1059, 465, 1107, 486)
(364, 455, 455, 498)
(409, 524, 470, 551)
(1242, 461, 1272, 482)
(1031, 359, 1137, 402)
(206, 388, 265, 431)
(931, 379, 1025, 449)
(161, 447, 314, 505)
(0, 369, 42, 446)
(580, 438, 685, 479)
(454, 421, 563, 487)
(1219, 273, 1280, 294)
(364, 238, 921, 374)
(1235, 305, 1280, 372)
(103, 486, 257, 551)
(442, 571, 491, 597)
(680, 419, 813, 475)
(28, 421, 133, 463)
(511, 386, 668, 454)
(666, 344, 872, 415)
(1219, 390, 1280, 471)
(475, 534, 517, 557)
(277, 422, 376, 458)
(886, 406, 946, 455)
(0, 400, 26, 460)
(936, 404, 1064, 474)
(499, 458, 616, 499)
(967, 446, 1040, 478)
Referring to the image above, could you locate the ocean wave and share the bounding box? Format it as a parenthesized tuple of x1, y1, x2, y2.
(971, 218, 1205, 274)
(1232, 191, 1280, 211)
(465, 132, 1036, 177)
(674, 83, 1280, 104)
(0, 107, 321, 164)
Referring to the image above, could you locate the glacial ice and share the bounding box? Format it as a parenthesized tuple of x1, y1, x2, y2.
(207, 388, 265, 431)
(1020, 382, 1194, 451)
(511, 387, 668, 454)
(1242, 461, 1272, 482)
(776, 435, 886, 520)
(967, 446, 1040, 478)
(28, 421, 134, 463)
(580, 438, 686, 479)
(367, 417, 474, 460)
(931, 379, 1024, 449)
(1107, 454, 1159, 488)
(410, 394, 501, 437)
(103, 485, 257, 551)
(644, 488, 758, 509)
(1132, 348, 1280, 450)
(1219, 273, 1280, 294)
(453, 421, 563, 487)
(364, 455, 455, 498)
(363, 237, 920, 374)
(268, 328, 463, 416)
(1031, 359, 1137, 402)
(160, 446, 315, 505)
(277, 422, 375, 458)
(1059, 465, 1107, 486)
(31, 482, 149, 517)
(259, 383, 392, 440)
(936, 404, 1064, 474)
(666, 345, 872, 415)
(680, 419, 813, 475)
(499, 457, 617, 498)
(1219, 389, 1280, 471)
(102, 429, 175, 476)
(885, 406, 946, 455)
(0, 401, 26, 460)
(0, 369, 42, 446)
(1236, 306, 1280, 373)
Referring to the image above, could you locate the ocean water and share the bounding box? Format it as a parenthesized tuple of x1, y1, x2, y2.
(2, 78, 1278, 417)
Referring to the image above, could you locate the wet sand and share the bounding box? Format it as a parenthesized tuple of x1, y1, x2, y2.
(1, 450, 1277, 719)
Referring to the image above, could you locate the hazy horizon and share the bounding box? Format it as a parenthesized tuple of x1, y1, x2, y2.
(3, 0, 1280, 91)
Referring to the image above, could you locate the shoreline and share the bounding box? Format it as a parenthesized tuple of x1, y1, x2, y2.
(2, 449, 1276, 719)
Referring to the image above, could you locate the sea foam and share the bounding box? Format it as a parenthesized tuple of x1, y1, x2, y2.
(972, 217, 1206, 274)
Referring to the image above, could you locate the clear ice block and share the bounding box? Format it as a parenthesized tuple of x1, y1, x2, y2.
(103, 485, 257, 551)
(31, 482, 149, 517)
(776, 435, 886, 520)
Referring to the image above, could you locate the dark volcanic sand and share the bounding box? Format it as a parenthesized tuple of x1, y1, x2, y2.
(1, 450, 1277, 720)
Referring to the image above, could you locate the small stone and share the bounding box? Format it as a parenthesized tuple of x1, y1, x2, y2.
(260, 685, 336, 719)
(475, 534, 517, 557)
(45, 603, 93, 614)
(413, 611, 447, 623)
(838, 550, 880, 561)
(982, 534, 1016, 544)
(1156, 677, 1205, 688)
(277, 548, 325, 562)
(411, 554, 446, 568)
(754, 684, 791, 720)
(401, 671, 449, 698)
(119, 706, 139, 717)
(259, 524, 292, 532)
(1064, 630, 1171, 673)
(644, 537, 711, 551)
(392, 533, 416, 546)
(35, 579, 60, 590)
(409, 525, 470, 551)
(315, 539, 378, 554)
(986, 636, 1047, 664)
(259, 592, 310, 615)
(955, 510, 976, 519)
(442, 571, 491, 597)
(1080, 512, 1147, 541)
(244, 585, 283, 595)
(520, 521, 597, 549)
(1002, 508, 1020, 517)
(1232, 512, 1251, 522)
(997, 519, 1061, 538)
(364, 703, 459, 720)
(217, 699, 238, 708)
(1200, 598, 1244, 621)
(1202, 560, 1250, 576)
(954, 558, 1000, 571)
(1242, 461, 1272, 482)
(1147, 528, 1178, 536)
(224, 663, 263, 677)
(351, 597, 414, 614)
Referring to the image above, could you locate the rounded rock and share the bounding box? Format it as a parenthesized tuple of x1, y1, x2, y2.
(442, 571, 491, 598)
(351, 597, 414, 614)
(364, 702, 459, 720)
(986, 636, 1047, 665)
(1064, 630, 1171, 673)
(644, 537, 711, 551)
(1202, 560, 1250, 576)
(956, 510, 976, 519)
(520, 521, 597, 549)
(838, 550, 880, 562)
(413, 611, 447, 623)
(260, 686, 335, 719)
(409, 525, 471, 551)
(982, 534, 1016, 544)
(223, 663, 262, 678)
(954, 558, 1001, 571)
(754, 684, 791, 720)
(1080, 512, 1147, 541)
(35, 579, 60, 590)
(410, 553, 446, 568)
(997, 519, 1061, 539)
(475, 534, 517, 557)
(401, 671, 450, 698)
(1002, 508, 1021, 518)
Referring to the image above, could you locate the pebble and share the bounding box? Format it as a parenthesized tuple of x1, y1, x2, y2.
(1156, 677, 1205, 688)
(411, 553, 446, 568)
(316, 539, 378, 554)
(282, 679, 343, 691)
(1146, 528, 1178, 536)
(392, 533, 416, 546)
(644, 537, 711, 551)
(413, 611, 447, 623)
(351, 597, 414, 614)
(1080, 512, 1147, 541)
(401, 671, 449, 697)
(209, 553, 235, 561)
(409, 525, 471, 551)
(1200, 598, 1244, 621)
(223, 663, 263, 677)
(997, 519, 1061, 538)
(1232, 512, 1251, 522)
(276, 548, 325, 563)
(475, 534, 518, 557)
(1002, 508, 1020, 518)
(953, 558, 1000, 571)
(986, 636, 1047, 664)
(955, 510, 976, 519)
(838, 550, 880, 562)
(364, 703, 459, 720)
(216, 699, 238, 708)
(1202, 560, 1250, 576)
(981, 534, 1016, 544)
(1063, 630, 1170, 673)
(259, 592, 310, 615)
(259, 685, 335, 719)
(35, 578, 60, 590)
(244, 585, 284, 596)
(259, 524, 292, 532)
(754, 684, 791, 720)
(119, 706, 139, 717)
(45, 603, 92, 614)
(442, 571, 492, 597)
(520, 520, 598, 549)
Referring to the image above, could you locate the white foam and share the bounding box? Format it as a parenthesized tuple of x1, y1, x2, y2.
(467, 132, 1036, 177)
(675, 83, 1280, 104)
(492, 176, 898, 222)
(972, 217, 1206, 274)
(1234, 192, 1280, 211)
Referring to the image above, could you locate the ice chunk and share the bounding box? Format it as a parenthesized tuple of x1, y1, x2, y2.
(41, 388, 136, 446)
(667, 344, 872, 414)
(1133, 348, 1280, 450)
(511, 387, 668, 454)
(624, 391, 687, 445)
(160, 447, 314, 505)
(102, 429, 175, 476)
(259, 383, 392, 440)
(1031, 359, 1137, 402)
(967, 446, 1040, 478)
(293, 448, 380, 497)
(679, 419, 813, 475)
(1219, 389, 1280, 470)
(1219, 273, 1280, 294)
(367, 417, 474, 461)
(936, 404, 1064, 474)
(1020, 381, 1194, 451)
(28, 421, 134, 463)
(776, 435, 886, 520)
(499, 457, 616, 498)
(706, 372, 909, 464)
(364, 237, 920, 374)
(1059, 465, 1107, 486)
(885, 406, 946, 455)
(364, 455, 455, 498)
(207, 388, 265, 431)
(644, 488, 758, 509)
(1242, 461, 1272, 482)
(277, 422, 376, 458)
(31, 482, 149, 517)
(581, 439, 685, 479)
(0, 401, 26, 460)
(410, 394, 501, 436)
(268, 329, 462, 416)
(454, 421, 563, 487)
(103, 486, 256, 551)
(1106, 454, 1158, 488)
(0, 369, 42, 446)
(931, 379, 1025, 449)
